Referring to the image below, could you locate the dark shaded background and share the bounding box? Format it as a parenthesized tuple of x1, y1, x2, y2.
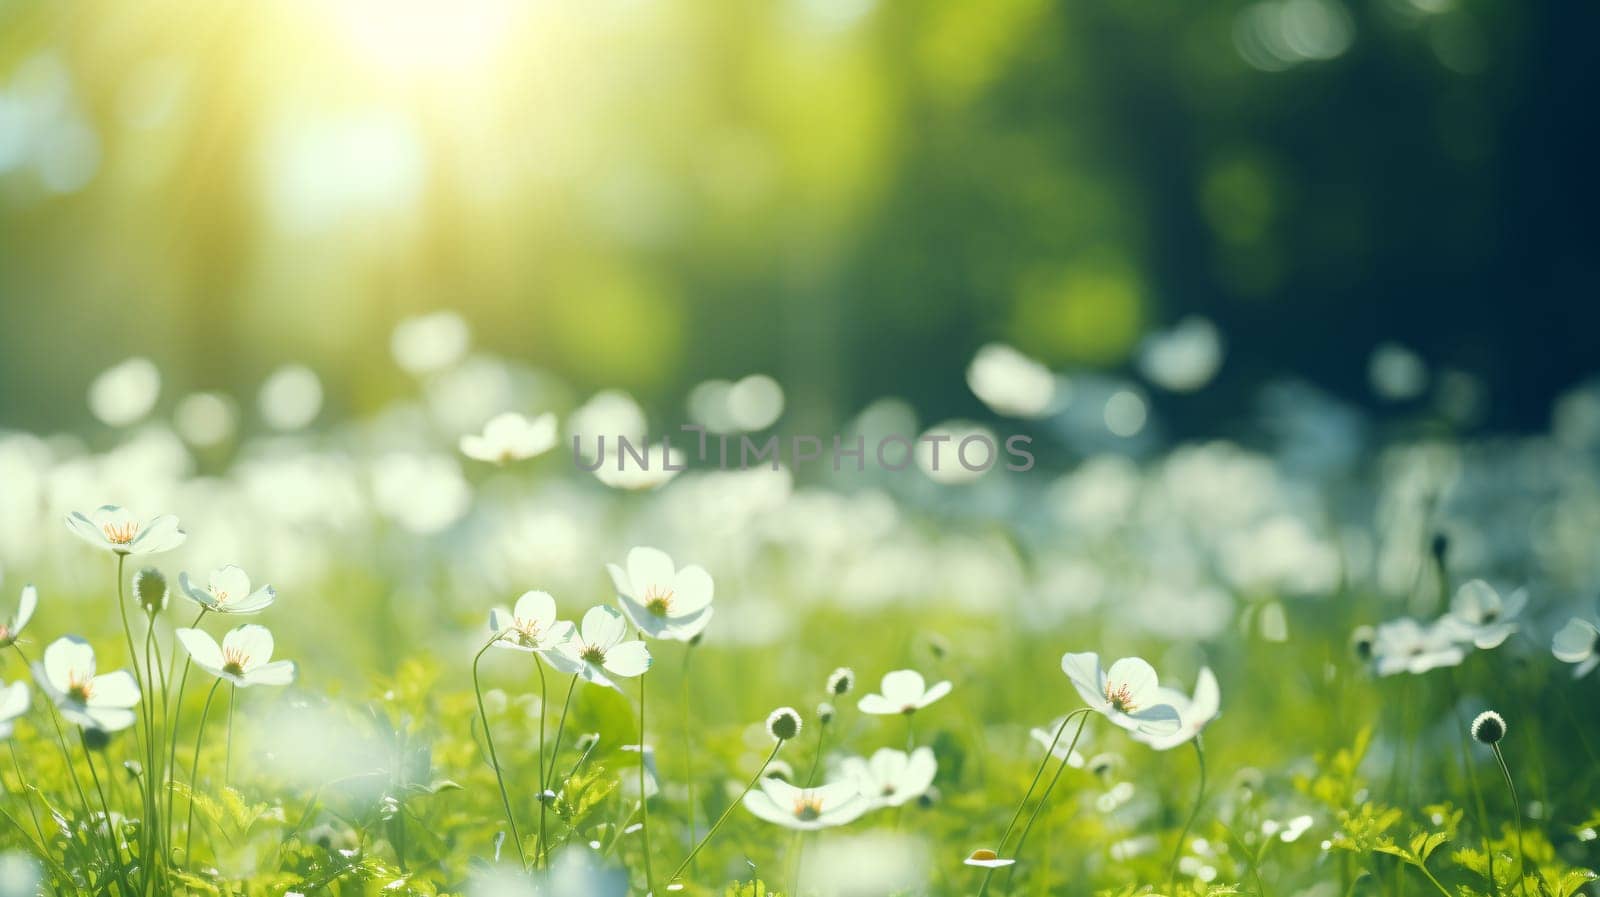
(1, 0, 1594, 437)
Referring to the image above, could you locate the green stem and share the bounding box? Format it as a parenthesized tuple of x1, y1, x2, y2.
(8, 742, 45, 845)
(144, 610, 166, 890)
(790, 830, 807, 897)
(113, 554, 156, 891)
(185, 678, 223, 863)
(224, 684, 235, 786)
(1492, 744, 1531, 897)
(1166, 737, 1208, 888)
(1449, 673, 1496, 895)
(680, 642, 698, 859)
(977, 708, 1091, 897)
(471, 633, 527, 869)
(13, 644, 105, 869)
(639, 664, 658, 897)
(546, 675, 580, 786)
(535, 656, 549, 869)
(82, 731, 134, 897)
(670, 739, 784, 883)
(165, 607, 206, 857)
(1007, 712, 1091, 868)
(804, 722, 828, 788)
(1415, 861, 1454, 897)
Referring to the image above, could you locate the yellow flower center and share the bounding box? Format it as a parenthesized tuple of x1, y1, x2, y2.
(101, 521, 139, 545)
(643, 585, 674, 617)
(1105, 682, 1136, 713)
(512, 617, 542, 647)
(222, 646, 250, 676)
(791, 794, 824, 821)
(67, 672, 94, 703)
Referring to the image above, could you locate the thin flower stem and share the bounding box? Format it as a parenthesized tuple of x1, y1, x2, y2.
(112, 554, 157, 890)
(1491, 743, 1532, 897)
(144, 610, 167, 888)
(185, 678, 223, 863)
(14, 644, 110, 874)
(547, 674, 580, 785)
(977, 708, 1091, 897)
(638, 663, 658, 897)
(1415, 861, 1454, 897)
(1166, 736, 1208, 888)
(789, 830, 807, 897)
(1448, 673, 1496, 895)
(82, 731, 135, 897)
(670, 739, 784, 883)
(471, 632, 527, 869)
(1007, 711, 1091, 869)
(804, 722, 828, 787)
(535, 656, 549, 870)
(8, 741, 45, 845)
(224, 683, 236, 786)
(680, 641, 698, 859)
(164, 607, 206, 859)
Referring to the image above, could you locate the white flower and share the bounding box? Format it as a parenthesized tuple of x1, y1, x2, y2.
(1029, 716, 1090, 768)
(88, 357, 160, 427)
(175, 625, 296, 688)
(608, 547, 714, 642)
(1059, 652, 1182, 737)
(840, 747, 937, 809)
(0, 585, 38, 648)
(65, 506, 186, 556)
(177, 566, 277, 615)
(460, 412, 558, 465)
(742, 778, 868, 831)
(0, 681, 29, 738)
(1137, 317, 1224, 393)
(550, 606, 652, 688)
(966, 343, 1056, 418)
(1442, 580, 1525, 650)
(1553, 616, 1600, 678)
(592, 443, 685, 491)
(1132, 667, 1221, 751)
(488, 591, 576, 656)
(857, 670, 952, 716)
(1370, 618, 1465, 677)
(32, 636, 140, 731)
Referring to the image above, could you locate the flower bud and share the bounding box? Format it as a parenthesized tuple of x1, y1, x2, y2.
(1471, 710, 1506, 745)
(817, 701, 835, 726)
(133, 567, 168, 614)
(766, 706, 802, 742)
(826, 667, 855, 696)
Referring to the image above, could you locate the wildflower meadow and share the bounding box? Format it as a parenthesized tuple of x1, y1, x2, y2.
(4, 2, 1600, 894)
(0, 327, 1598, 897)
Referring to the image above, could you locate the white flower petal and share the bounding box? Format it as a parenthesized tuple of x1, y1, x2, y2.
(625, 547, 677, 599)
(176, 628, 225, 671)
(602, 641, 652, 678)
(87, 671, 139, 709)
(879, 670, 925, 706)
(580, 605, 628, 649)
(243, 660, 296, 687)
(512, 591, 557, 628)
